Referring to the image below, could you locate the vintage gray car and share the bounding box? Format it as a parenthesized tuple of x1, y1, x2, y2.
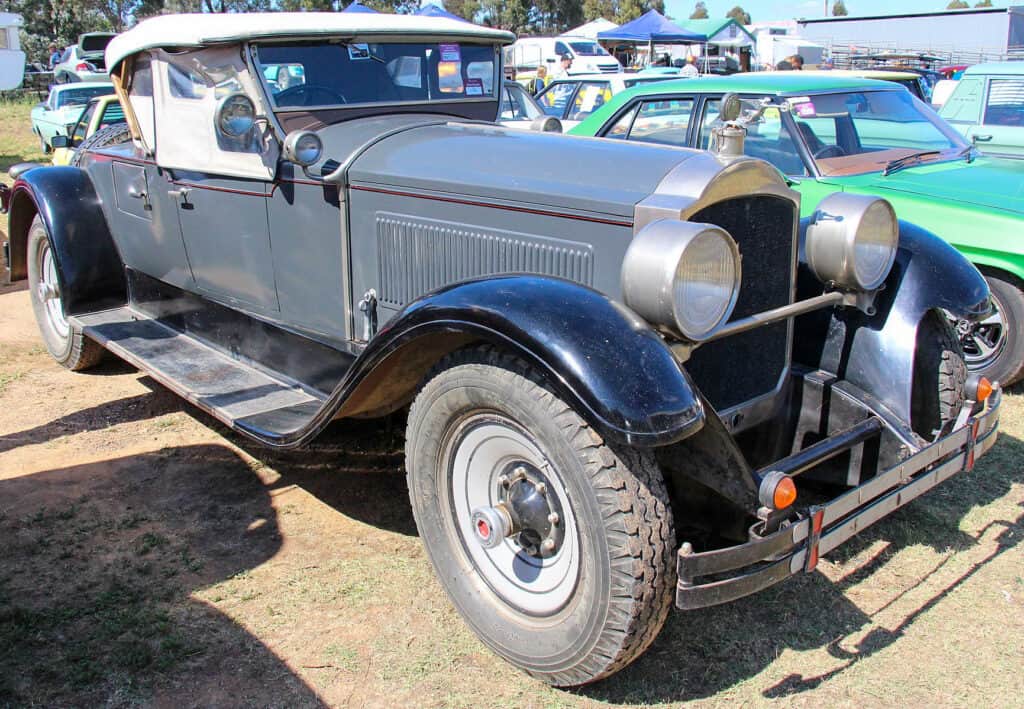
(0, 13, 1001, 687)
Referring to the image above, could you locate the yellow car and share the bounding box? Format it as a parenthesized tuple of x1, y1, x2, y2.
(50, 94, 125, 165)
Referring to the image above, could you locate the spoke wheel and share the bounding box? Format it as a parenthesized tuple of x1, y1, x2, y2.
(957, 273, 1024, 386)
(959, 293, 1005, 371)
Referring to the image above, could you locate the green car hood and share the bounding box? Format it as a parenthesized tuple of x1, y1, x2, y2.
(848, 157, 1024, 216)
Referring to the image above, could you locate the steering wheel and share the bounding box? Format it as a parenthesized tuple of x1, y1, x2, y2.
(813, 145, 847, 159)
(275, 85, 347, 107)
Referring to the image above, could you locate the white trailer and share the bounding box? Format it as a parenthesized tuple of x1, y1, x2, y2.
(0, 13, 25, 90)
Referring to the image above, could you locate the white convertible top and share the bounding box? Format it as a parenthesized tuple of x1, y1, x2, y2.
(106, 12, 515, 72)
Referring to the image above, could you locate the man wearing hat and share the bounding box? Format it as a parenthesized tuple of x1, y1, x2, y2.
(551, 53, 573, 80)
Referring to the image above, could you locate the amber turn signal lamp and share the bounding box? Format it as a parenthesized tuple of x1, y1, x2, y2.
(977, 377, 993, 403)
(773, 477, 797, 509)
(758, 471, 797, 511)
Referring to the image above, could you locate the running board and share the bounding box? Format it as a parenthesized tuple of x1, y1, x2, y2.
(71, 307, 326, 437)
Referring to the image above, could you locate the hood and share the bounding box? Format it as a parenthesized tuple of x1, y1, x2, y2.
(861, 156, 1024, 215)
(344, 118, 692, 219)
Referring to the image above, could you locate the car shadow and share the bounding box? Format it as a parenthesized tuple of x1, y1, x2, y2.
(0, 444, 325, 706)
(576, 431, 1024, 704)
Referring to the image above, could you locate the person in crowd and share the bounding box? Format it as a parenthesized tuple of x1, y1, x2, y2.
(48, 43, 62, 69)
(820, 57, 835, 70)
(552, 53, 573, 79)
(776, 59, 793, 71)
(529, 65, 547, 95)
(680, 55, 699, 78)
(789, 54, 804, 70)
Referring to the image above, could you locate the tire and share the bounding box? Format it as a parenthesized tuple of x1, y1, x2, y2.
(959, 272, 1024, 387)
(70, 123, 131, 167)
(912, 311, 967, 441)
(405, 346, 675, 687)
(27, 216, 104, 371)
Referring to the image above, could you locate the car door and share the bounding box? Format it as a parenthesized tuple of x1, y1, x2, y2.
(151, 50, 280, 314)
(939, 75, 984, 142)
(972, 77, 1024, 158)
(536, 81, 578, 120)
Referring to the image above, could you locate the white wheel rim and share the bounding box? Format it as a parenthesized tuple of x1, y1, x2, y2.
(40, 243, 70, 339)
(447, 415, 580, 616)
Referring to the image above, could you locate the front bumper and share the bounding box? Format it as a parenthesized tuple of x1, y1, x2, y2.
(676, 388, 1001, 610)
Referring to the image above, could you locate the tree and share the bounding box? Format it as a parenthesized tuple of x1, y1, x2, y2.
(975, 0, 993, 6)
(689, 1, 708, 19)
(582, 0, 614, 21)
(832, 0, 848, 16)
(946, 0, 968, 7)
(725, 5, 750, 24)
(446, 0, 481, 22)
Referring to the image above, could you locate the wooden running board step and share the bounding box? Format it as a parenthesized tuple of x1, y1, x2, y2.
(71, 307, 326, 436)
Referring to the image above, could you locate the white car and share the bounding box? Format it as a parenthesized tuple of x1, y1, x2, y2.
(52, 33, 115, 84)
(498, 81, 561, 132)
(534, 73, 675, 130)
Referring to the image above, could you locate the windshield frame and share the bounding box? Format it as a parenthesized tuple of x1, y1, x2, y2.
(779, 87, 971, 178)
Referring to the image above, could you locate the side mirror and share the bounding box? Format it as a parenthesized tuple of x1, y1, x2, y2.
(545, 58, 556, 63)
(216, 94, 256, 138)
(50, 135, 69, 149)
(530, 116, 562, 133)
(719, 92, 742, 122)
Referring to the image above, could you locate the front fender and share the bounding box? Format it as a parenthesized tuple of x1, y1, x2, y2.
(277, 276, 706, 449)
(6, 166, 126, 315)
(795, 219, 989, 425)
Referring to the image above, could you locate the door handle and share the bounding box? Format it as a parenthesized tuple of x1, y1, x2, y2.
(168, 186, 194, 210)
(973, 134, 993, 142)
(127, 183, 151, 211)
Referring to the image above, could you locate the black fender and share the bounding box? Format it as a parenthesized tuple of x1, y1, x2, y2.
(795, 218, 989, 425)
(6, 166, 126, 315)
(242, 275, 706, 449)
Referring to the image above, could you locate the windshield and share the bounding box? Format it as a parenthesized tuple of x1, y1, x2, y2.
(255, 42, 497, 109)
(56, 87, 113, 108)
(568, 41, 608, 57)
(500, 83, 542, 121)
(787, 90, 969, 176)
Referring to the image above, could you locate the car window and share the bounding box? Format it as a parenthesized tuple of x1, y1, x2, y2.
(625, 99, 694, 147)
(59, 48, 71, 63)
(255, 42, 497, 108)
(555, 41, 570, 57)
(98, 101, 125, 130)
(602, 104, 639, 139)
(747, 107, 807, 175)
(500, 84, 540, 121)
(55, 87, 113, 108)
(567, 82, 612, 121)
(537, 82, 577, 118)
(567, 41, 608, 57)
(941, 76, 984, 123)
(168, 63, 244, 100)
(263, 63, 306, 93)
(71, 102, 96, 145)
(983, 78, 1024, 127)
(698, 99, 721, 150)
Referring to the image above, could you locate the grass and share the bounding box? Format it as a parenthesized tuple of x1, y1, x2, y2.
(0, 98, 46, 183)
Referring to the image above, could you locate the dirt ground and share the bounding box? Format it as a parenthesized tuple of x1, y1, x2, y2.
(1, 100, 1023, 708)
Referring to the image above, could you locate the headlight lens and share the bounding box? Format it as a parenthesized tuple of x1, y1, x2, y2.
(283, 129, 323, 167)
(622, 219, 741, 341)
(805, 193, 898, 291)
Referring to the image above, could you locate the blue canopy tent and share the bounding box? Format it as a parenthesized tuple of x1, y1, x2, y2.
(597, 10, 707, 69)
(343, 1, 379, 13)
(416, 3, 469, 22)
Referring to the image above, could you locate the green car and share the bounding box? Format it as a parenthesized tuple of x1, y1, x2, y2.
(570, 73, 1024, 385)
(939, 62, 1024, 160)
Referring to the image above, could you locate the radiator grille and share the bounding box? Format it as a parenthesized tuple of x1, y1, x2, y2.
(376, 214, 594, 307)
(685, 196, 796, 411)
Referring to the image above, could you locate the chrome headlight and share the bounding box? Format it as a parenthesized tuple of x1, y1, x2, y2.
(622, 219, 741, 341)
(805, 193, 898, 291)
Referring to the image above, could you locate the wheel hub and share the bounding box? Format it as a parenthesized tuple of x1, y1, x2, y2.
(470, 462, 564, 558)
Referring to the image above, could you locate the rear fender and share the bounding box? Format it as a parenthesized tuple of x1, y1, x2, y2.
(795, 218, 989, 424)
(316, 275, 706, 449)
(6, 166, 126, 314)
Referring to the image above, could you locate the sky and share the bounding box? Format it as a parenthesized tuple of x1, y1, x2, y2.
(662, 0, 1013, 23)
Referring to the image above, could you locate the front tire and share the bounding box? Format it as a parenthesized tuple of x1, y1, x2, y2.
(960, 273, 1024, 387)
(405, 347, 675, 687)
(27, 216, 103, 371)
(912, 310, 967, 441)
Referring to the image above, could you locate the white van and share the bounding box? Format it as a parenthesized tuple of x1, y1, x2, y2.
(506, 36, 622, 84)
(0, 13, 26, 90)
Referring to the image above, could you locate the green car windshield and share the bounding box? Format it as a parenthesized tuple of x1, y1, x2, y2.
(781, 90, 969, 177)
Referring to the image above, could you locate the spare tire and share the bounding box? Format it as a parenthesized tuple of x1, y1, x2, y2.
(70, 123, 132, 167)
